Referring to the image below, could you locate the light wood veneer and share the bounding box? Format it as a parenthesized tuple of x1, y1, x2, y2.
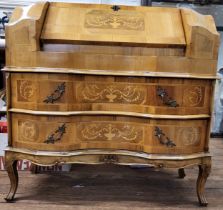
(4, 1, 220, 206)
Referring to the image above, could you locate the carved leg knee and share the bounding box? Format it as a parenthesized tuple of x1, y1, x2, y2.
(196, 164, 211, 206)
(178, 168, 186, 179)
(5, 159, 18, 202)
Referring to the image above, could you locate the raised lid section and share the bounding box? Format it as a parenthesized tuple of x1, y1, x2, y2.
(40, 3, 186, 47)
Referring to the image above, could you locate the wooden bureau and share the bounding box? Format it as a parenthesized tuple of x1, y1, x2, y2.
(3, 2, 220, 206)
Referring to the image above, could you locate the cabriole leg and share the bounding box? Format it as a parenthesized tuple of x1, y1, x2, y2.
(178, 168, 186, 179)
(4, 154, 18, 202)
(196, 163, 211, 206)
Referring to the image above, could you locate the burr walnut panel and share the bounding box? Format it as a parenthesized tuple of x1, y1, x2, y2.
(10, 73, 212, 115)
(11, 113, 207, 154)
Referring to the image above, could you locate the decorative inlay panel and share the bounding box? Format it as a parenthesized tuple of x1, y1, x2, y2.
(17, 80, 36, 102)
(13, 114, 207, 154)
(12, 75, 211, 115)
(77, 83, 146, 104)
(19, 120, 39, 142)
(77, 122, 143, 143)
(178, 127, 200, 146)
(17, 119, 202, 147)
(85, 10, 145, 30)
(183, 86, 204, 107)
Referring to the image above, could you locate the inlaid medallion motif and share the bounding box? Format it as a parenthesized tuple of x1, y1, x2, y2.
(178, 127, 200, 146)
(183, 86, 204, 107)
(78, 83, 146, 104)
(19, 121, 39, 141)
(85, 10, 144, 30)
(78, 123, 143, 143)
(17, 80, 35, 102)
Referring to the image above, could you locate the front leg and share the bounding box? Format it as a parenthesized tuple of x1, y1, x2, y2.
(4, 156, 18, 202)
(196, 164, 211, 206)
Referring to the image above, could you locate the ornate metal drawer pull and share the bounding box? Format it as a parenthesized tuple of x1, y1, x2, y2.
(157, 86, 179, 107)
(100, 155, 119, 164)
(43, 82, 65, 104)
(154, 126, 176, 147)
(44, 124, 66, 144)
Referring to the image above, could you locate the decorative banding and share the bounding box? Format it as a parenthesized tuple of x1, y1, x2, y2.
(2, 67, 219, 80)
(5, 147, 211, 160)
(9, 108, 210, 120)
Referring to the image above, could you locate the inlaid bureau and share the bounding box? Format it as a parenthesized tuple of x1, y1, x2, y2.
(3, 2, 220, 206)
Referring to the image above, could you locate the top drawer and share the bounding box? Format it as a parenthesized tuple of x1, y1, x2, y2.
(10, 73, 213, 115)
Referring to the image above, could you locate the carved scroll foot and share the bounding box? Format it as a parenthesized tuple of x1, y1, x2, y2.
(5, 159, 18, 202)
(178, 168, 186, 179)
(196, 164, 211, 206)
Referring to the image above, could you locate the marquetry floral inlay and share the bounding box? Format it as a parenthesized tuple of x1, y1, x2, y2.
(184, 86, 203, 107)
(78, 83, 146, 104)
(178, 127, 200, 146)
(85, 10, 144, 30)
(78, 123, 143, 142)
(18, 80, 35, 102)
(19, 120, 39, 141)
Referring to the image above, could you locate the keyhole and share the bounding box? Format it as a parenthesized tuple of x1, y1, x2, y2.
(111, 5, 120, 11)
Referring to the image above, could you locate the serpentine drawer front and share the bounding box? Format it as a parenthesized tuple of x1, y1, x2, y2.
(11, 73, 212, 115)
(4, 1, 219, 206)
(11, 113, 207, 154)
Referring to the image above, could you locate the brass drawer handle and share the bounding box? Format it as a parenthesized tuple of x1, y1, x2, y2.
(43, 82, 65, 104)
(154, 126, 176, 147)
(157, 86, 179, 107)
(44, 123, 66, 144)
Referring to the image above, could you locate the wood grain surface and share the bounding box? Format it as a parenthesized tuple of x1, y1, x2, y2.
(3, 1, 220, 206)
(9, 73, 213, 115)
(10, 112, 207, 154)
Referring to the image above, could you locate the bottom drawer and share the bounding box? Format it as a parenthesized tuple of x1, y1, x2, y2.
(11, 113, 208, 155)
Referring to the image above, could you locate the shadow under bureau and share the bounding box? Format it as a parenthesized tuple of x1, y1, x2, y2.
(3, 1, 220, 206)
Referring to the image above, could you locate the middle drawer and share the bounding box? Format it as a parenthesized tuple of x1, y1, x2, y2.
(10, 73, 212, 115)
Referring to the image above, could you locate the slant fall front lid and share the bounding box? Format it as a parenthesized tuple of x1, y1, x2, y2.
(41, 3, 186, 46)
